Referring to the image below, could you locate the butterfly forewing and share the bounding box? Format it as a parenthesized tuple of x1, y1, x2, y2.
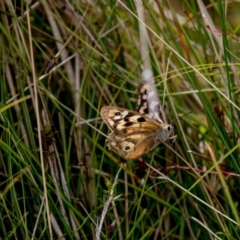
(101, 106, 161, 133)
(136, 80, 166, 124)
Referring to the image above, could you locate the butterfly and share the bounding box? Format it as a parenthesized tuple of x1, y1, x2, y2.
(100, 80, 174, 159)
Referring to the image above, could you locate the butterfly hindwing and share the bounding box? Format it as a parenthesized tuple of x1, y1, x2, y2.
(106, 132, 159, 159)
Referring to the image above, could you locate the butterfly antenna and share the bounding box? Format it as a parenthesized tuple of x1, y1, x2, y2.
(179, 110, 193, 119)
(170, 110, 193, 126)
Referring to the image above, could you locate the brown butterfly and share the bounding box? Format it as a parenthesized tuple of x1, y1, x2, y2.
(101, 81, 174, 159)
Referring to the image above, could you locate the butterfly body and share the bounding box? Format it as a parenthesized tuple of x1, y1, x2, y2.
(101, 106, 173, 159)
